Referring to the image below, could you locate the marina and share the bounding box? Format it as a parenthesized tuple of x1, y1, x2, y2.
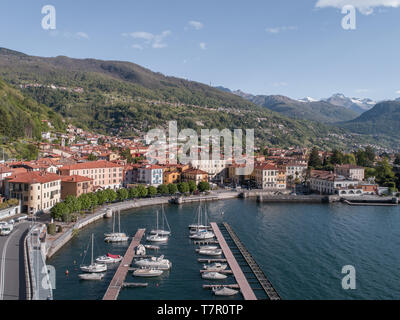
(48, 200, 400, 300)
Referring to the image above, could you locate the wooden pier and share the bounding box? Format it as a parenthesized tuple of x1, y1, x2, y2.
(210, 222, 257, 300)
(222, 223, 281, 300)
(103, 229, 146, 300)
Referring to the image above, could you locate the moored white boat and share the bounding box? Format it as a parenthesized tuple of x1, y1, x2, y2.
(144, 245, 160, 250)
(134, 255, 172, 270)
(78, 273, 105, 281)
(199, 246, 218, 250)
(104, 234, 129, 243)
(202, 272, 227, 280)
(104, 210, 128, 242)
(150, 206, 171, 236)
(135, 244, 146, 256)
(146, 234, 168, 242)
(212, 287, 239, 296)
(95, 253, 123, 264)
(80, 234, 108, 273)
(198, 248, 222, 256)
(190, 230, 215, 240)
(133, 268, 164, 277)
(203, 263, 227, 271)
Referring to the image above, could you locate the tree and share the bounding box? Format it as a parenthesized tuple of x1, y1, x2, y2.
(96, 190, 107, 205)
(188, 180, 197, 193)
(87, 153, 98, 161)
(129, 187, 139, 199)
(78, 194, 91, 211)
(147, 186, 157, 197)
(117, 188, 129, 202)
(330, 149, 344, 165)
(157, 184, 169, 195)
(88, 192, 98, 208)
(365, 146, 376, 163)
(64, 195, 81, 213)
(198, 181, 210, 192)
(105, 189, 117, 202)
(343, 153, 357, 165)
(394, 154, 400, 166)
(50, 202, 70, 220)
(375, 159, 395, 186)
(168, 184, 178, 195)
(137, 185, 148, 198)
(308, 147, 322, 168)
(178, 182, 189, 194)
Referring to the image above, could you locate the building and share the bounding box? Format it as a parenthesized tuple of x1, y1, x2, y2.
(182, 169, 209, 184)
(6, 172, 61, 214)
(138, 165, 164, 186)
(59, 160, 124, 190)
(309, 170, 360, 195)
(335, 164, 365, 181)
(285, 163, 308, 182)
(163, 170, 181, 185)
(190, 158, 226, 180)
(253, 164, 284, 190)
(61, 175, 94, 199)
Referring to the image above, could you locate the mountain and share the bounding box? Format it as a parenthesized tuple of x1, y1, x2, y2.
(0, 78, 63, 142)
(240, 94, 359, 123)
(0, 47, 397, 150)
(339, 101, 400, 136)
(298, 97, 318, 103)
(324, 93, 376, 114)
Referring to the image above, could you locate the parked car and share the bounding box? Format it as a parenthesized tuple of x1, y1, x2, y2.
(16, 215, 28, 222)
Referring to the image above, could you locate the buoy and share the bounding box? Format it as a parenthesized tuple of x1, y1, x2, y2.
(73, 260, 76, 264)
(65, 270, 69, 275)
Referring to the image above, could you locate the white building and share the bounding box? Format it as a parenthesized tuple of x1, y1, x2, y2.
(138, 165, 163, 186)
(309, 170, 360, 195)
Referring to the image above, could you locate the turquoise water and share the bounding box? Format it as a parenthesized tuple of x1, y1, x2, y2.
(48, 199, 400, 300)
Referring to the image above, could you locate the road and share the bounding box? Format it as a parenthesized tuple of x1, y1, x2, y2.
(0, 222, 30, 300)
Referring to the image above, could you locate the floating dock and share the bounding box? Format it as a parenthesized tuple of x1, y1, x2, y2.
(103, 229, 146, 300)
(210, 222, 257, 300)
(220, 223, 281, 300)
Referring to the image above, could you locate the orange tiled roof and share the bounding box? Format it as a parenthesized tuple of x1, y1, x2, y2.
(60, 160, 123, 171)
(61, 175, 93, 183)
(7, 172, 61, 184)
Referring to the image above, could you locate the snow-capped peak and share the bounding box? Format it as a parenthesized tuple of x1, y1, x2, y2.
(298, 96, 318, 103)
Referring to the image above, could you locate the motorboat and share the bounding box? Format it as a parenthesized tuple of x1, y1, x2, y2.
(198, 249, 222, 256)
(190, 230, 215, 240)
(199, 246, 219, 250)
(133, 268, 164, 278)
(78, 273, 105, 281)
(146, 233, 168, 243)
(135, 244, 146, 256)
(95, 253, 123, 264)
(104, 210, 128, 240)
(104, 234, 129, 243)
(134, 255, 172, 270)
(212, 287, 239, 296)
(80, 234, 108, 273)
(150, 206, 171, 236)
(202, 272, 227, 280)
(203, 263, 228, 271)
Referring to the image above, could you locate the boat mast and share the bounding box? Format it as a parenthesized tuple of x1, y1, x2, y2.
(118, 210, 121, 233)
(91, 234, 94, 265)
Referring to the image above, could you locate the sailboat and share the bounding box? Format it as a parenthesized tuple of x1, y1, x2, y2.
(188, 204, 210, 230)
(189, 204, 214, 240)
(147, 208, 169, 242)
(104, 210, 129, 243)
(150, 206, 171, 236)
(80, 234, 107, 273)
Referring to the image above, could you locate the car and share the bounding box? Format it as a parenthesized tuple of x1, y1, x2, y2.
(8, 219, 15, 225)
(16, 215, 28, 222)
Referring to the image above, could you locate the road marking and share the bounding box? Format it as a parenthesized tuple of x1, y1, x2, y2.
(0, 225, 21, 300)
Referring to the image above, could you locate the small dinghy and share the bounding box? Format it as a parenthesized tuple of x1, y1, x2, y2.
(212, 286, 239, 296)
(96, 253, 123, 264)
(203, 263, 227, 271)
(202, 272, 227, 280)
(78, 273, 105, 281)
(198, 249, 222, 256)
(133, 268, 164, 278)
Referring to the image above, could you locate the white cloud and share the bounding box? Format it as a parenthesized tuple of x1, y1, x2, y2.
(123, 30, 171, 49)
(76, 32, 89, 40)
(266, 26, 297, 34)
(315, 0, 400, 15)
(395, 90, 400, 94)
(187, 20, 204, 30)
(132, 44, 144, 50)
(199, 42, 206, 50)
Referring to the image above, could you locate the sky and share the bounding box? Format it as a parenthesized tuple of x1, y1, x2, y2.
(0, 0, 400, 101)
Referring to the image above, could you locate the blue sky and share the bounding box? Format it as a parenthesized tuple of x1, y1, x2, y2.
(0, 0, 400, 101)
